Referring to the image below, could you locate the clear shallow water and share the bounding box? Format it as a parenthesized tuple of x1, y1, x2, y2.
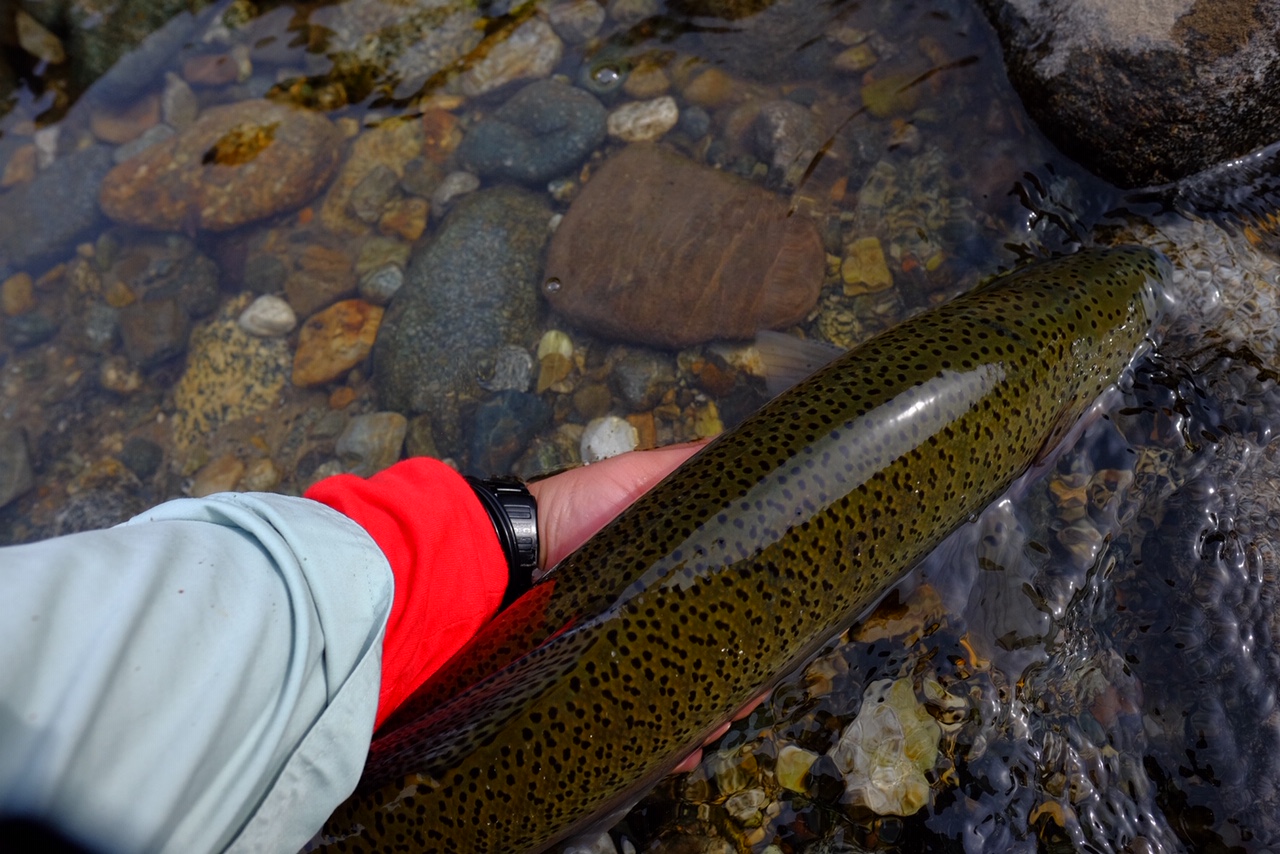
(3, 0, 1280, 851)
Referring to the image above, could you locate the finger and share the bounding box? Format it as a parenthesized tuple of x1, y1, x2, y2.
(670, 747, 703, 776)
(670, 691, 772, 778)
(528, 440, 706, 569)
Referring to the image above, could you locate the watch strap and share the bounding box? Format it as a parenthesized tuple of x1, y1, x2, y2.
(464, 475, 539, 609)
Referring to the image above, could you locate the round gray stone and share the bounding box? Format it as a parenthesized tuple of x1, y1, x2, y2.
(373, 186, 551, 453)
(458, 79, 606, 186)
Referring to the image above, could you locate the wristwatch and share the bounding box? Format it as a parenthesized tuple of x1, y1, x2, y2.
(464, 475, 539, 609)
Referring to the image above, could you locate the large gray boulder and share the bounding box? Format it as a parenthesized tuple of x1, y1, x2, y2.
(976, 0, 1280, 187)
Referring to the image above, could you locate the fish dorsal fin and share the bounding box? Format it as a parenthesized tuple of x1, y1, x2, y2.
(755, 330, 846, 397)
(1130, 138, 1280, 241)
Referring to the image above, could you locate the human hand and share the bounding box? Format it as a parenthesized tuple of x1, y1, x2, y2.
(525, 441, 763, 775)
(527, 441, 704, 570)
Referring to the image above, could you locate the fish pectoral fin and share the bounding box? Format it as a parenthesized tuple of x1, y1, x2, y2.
(755, 329, 847, 397)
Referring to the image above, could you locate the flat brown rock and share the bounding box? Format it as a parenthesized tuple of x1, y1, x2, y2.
(543, 144, 824, 348)
(99, 99, 342, 232)
(293, 299, 384, 387)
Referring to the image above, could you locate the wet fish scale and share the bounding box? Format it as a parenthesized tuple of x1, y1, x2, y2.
(317, 246, 1166, 853)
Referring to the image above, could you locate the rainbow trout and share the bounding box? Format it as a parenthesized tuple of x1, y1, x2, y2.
(318, 246, 1168, 853)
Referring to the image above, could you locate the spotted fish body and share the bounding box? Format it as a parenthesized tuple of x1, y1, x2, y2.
(319, 246, 1168, 853)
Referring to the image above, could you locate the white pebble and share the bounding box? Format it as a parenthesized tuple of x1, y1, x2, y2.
(607, 96, 679, 142)
(237, 294, 297, 337)
(537, 328, 574, 359)
(580, 415, 638, 463)
(561, 831, 617, 854)
(431, 171, 481, 215)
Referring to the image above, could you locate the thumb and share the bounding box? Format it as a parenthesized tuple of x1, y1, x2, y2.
(527, 441, 706, 570)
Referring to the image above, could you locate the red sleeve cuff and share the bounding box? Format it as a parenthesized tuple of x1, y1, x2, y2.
(304, 457, 508, 730)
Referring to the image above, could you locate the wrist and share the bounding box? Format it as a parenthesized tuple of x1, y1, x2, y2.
(463, 475, 539, 609)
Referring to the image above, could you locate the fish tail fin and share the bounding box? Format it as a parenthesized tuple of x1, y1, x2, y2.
(1127, 139, 1280, 251)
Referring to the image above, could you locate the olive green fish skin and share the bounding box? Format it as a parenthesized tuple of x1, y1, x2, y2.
(318, 246, 1167, 853)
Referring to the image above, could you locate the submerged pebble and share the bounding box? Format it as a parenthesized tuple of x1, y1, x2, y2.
(454, 18, 563, 98)
(606, 96, 679, 142)
(580, 415, 639, 462)
(238, 294, 297, 337)
(336, 412, 408, 476)
(459, 79, 606, 186)
(430, 171, 480, 215)
(292, 300, 384, 388)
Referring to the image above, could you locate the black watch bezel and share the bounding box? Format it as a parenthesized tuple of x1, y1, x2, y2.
(464, 475, 539, 609)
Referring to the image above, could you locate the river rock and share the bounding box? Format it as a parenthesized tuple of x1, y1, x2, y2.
(829, 677, 940, 816)
(481, 345, 535, 393)
(292, 299, 384, 387)
(15, 8, 64, 65)
(190, 453, 246, 497)
(606, 96, 679, 142)
(0, 144, 113, 270)
(754, 98, 823, 187)
(120, 436, 164, 480)
(171, 293, 292, 454)
(73, 303, 120, 353)
(2, 312, 57, 348)
(104, 233, 221, 320)
(336, 411, 408, 475)
(543, 144, 824, 348)
(358, 264, 405, 306)
(458, 79, 606, 186)
(90, 93, 161, 146)
(430, 170, 480, 215)
(0, 426, 35, 510)
(74, 4, 200, 105)
(610, 347, 677, 410)
(373, 187, 551, 453)
(2, 273, 34, 316)
(468, 390, 552, 475)
(307, 0, 482, 96)
(454, 17, 564, 98)
(238, 294, 297, 337)
(161, 72, 199, 131)
(319, 117, 424, 237)
(976, 0, 1280, 187)
(283, 243, 356, 317)
(580, 414, 639, 463)
(119, 298, 190, 368)
(99, 99, 342, 231)
(548, 0, 606, 44)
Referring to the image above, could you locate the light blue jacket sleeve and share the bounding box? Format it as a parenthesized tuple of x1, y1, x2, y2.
(0, 492, 394, 854)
